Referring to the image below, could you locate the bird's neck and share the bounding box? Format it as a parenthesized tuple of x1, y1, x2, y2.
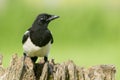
(31, 23, 48, 31)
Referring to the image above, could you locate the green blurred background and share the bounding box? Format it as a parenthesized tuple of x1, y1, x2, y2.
(0, 0, 120, 79)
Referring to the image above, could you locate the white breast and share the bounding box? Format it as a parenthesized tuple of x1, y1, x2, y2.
(23, 37, 51, 57)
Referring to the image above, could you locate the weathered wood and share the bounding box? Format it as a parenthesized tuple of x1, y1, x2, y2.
(0, 54, 116, 80)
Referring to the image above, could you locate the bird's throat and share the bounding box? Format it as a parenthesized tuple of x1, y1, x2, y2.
(31, 23, 48, 31)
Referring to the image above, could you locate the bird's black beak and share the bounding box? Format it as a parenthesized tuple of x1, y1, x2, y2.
(47, 15, 59, 21)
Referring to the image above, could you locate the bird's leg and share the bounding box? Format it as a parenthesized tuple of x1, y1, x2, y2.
(20, 53, 27, 79)
(44, 56, 53, 75)
(23, 53, 38, 64)
(23, 53, 27, 67)
(44, 56, 48, 62)
(31, 56, 38, 64)
(23, 53, 27, 61)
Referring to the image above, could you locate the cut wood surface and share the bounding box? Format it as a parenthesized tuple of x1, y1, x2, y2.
(0, 54, 116, 80)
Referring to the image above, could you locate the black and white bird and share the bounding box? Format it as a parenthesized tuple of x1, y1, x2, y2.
(22, 13, 59, 63)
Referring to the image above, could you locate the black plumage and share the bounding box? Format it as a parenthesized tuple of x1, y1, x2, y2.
(22, 13, 59, 63)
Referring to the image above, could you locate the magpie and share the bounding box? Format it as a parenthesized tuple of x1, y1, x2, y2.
(22, 13, 59, 63)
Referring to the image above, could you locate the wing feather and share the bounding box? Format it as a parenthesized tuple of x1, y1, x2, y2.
(22, 31, 30, 44)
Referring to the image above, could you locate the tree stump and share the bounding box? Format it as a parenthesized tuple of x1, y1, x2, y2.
(0, 54, 116, 80)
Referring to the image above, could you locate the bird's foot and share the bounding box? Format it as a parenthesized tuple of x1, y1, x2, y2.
(23, 53, 27, 67)
(44, 56, 53, 75)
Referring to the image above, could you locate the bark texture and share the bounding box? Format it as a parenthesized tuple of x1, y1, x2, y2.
(0, 54, 116, 80)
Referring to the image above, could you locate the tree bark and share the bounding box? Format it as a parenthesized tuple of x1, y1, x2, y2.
(0, 54, 116, 80)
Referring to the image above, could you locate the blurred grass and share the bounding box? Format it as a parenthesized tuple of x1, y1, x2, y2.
(0, 0, 120, 79)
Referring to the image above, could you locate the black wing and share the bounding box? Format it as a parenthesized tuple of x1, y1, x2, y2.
(51, 34, 53, 44)
(22, 31, 30, 44)
(30, 29, 53, 47)
(41, 30, 53, 45)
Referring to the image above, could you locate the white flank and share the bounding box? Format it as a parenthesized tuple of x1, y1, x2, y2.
(23, 37, 51, 57)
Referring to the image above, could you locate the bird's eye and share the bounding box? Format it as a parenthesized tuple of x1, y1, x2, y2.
(40, 17, 44, 20)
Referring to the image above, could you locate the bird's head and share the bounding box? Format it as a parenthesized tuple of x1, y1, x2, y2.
(35, 13, 59, 25)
